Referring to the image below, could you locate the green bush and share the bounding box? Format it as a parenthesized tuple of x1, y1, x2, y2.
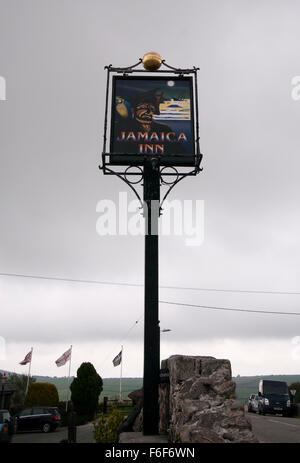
(24, 382, 59, 408)
(93, 407, 123, 443)
(70, 362, 103, 419)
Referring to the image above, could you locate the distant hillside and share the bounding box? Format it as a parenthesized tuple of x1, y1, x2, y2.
(0, 371, 143, 401)
(2, 370, 300, 402)
(34, 375, 143, 401)
(34, 374, 300, 402)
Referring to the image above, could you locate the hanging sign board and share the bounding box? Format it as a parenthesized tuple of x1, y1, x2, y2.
(109, 76, 195, 166)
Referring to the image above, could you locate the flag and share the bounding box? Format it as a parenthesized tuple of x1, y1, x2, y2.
(113, 351, 122, 367)
(20, 350, 32, 365)
(55, 347, 72, 367)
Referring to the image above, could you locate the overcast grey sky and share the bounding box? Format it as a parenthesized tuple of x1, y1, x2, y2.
(1, 0, 300, 379)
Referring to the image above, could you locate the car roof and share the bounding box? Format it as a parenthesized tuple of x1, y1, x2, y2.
(31, 406, 57, 409)
(260, 380, 287, 385)
(18, 406, 58, 413)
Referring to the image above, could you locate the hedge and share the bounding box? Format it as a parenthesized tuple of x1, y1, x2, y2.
(24, 382, 59, 408)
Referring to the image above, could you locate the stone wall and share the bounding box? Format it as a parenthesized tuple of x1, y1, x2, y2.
(159, 355, 257, 443)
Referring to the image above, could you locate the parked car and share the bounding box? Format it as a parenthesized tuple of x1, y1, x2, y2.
(258, 380, 291, 417)
(14, 407, 61, 433)
(0, 410, 13, 443)
(248, 394, 259, 413)
(251, 394, 260, 413)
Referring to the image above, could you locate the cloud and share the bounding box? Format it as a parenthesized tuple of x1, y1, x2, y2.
(1, 0, 300, 376)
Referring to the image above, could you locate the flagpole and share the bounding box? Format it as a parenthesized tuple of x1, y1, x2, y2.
(25, 347, 33, 396)
(119, 345, 123, 402)
(66, 345, 72, 413)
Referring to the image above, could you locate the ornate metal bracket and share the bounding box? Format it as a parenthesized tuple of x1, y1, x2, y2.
(159, 165, 202, 216)
(98, 164, 144, 210)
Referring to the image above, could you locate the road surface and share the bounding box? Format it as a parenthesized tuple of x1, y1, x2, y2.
(11, 422, 95, 443)
(11, 414, 300, 443)
(247, 412, 300, 443)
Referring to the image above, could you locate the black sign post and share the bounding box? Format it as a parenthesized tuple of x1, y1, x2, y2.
(100, 53, 202, 435)
(143, 158, 160, 434)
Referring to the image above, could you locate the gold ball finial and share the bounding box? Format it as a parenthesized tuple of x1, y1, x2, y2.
(142, 51, 162, 71)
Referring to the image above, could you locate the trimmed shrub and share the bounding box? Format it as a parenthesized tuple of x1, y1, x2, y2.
(24, 382, 59, 408)
(70, 362, 103, 419)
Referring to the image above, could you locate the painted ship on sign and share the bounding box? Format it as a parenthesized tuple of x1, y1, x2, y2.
(153, 98, 191, 121)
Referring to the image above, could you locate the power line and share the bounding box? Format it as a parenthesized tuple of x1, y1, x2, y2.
(0, 271, 300, 296)
(98, 300, 300, 371)
(159, 300, 300, 316)
(99, 316, 143, 369)
(0, 272, 142, 288)
(160, 285, 300, 296)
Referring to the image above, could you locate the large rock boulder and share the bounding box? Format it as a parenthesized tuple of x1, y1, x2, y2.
(159, 355, 257, 443)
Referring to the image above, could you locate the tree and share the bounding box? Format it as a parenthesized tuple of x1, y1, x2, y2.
(24, 382, 59, 408)
(8, 373, 36, 414)
(70, 362, 103, 419)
